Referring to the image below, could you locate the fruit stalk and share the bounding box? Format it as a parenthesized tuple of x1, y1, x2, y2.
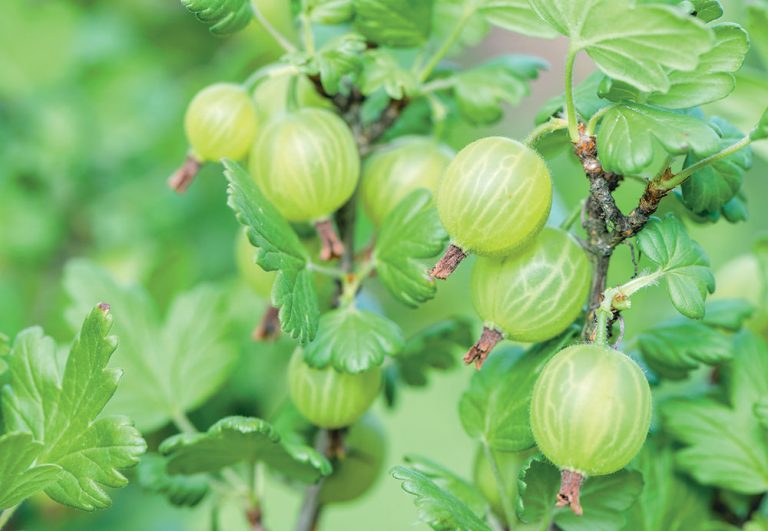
(429, 243, 467, 280)
(168, 154, 202, 193)
(252, 305, 280, 341)
(315, 219, 345, 261)
(556, 469, 584, 515)
(464, 326, 503, 369)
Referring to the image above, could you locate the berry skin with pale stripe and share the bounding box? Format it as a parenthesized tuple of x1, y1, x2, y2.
(436, 136, 552, 257)
(471, 227, 591, 343)
(288, 350, 382, 429)
(530, 343, 652, 477)
(249, 107, 359, 222)
(361, 136, 454, 227)
(184, 83, 259, 162)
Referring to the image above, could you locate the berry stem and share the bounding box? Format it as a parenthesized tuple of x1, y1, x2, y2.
(168, 154, 202, 193)
(252, 305, 281, 341)
(564, 49, 580, 143)
(482, 444, 518, 529)
(464, 326, 504, 369)
(556, 469, 584, 515)
(429, 243, 467, 280)
(251, 2, 297, 54)
(314, 219, 345, 261)
(417, 3, 474, 82)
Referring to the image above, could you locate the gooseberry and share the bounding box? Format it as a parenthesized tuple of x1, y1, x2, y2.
(252, 73, 330, 121)
(431, 137, 552, 278)
(530, 343, 651, 514)
(466, 227, 591, 367)
(287, 349, 381, 429)
(319, 414, 387, 504)
(361, 136, 454, 226)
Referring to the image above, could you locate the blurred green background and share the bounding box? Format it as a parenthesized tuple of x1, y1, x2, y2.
(1, 1, 766, 530)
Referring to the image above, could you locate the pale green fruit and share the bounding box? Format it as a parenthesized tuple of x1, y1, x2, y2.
(249, 108, 360, 222)
(471, 227, 590, 343)
(319, 414, 387, 504)
(235, 229, 276, 299)
(714, 254, 763, 307)
(252, 73, 330, 121)
(288, 350, 381, 429)
(184, 83, 259, 161)
(530, 344, 652, 476)
(436, 137, 552, 256)
(361, 136, 454, 226)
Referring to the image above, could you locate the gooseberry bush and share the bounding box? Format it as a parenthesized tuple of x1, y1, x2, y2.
(3, 0, 768, 530)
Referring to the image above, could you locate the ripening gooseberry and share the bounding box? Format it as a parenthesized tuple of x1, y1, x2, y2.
(530, 343, 652, 514)
(361, 136, 454, 226)
(287, 350, 381, 429)
(170, 83, 259, 192)
(319, 414, 387, 504)
(465, 227, 590, 367)
(431, 137, 552, 279)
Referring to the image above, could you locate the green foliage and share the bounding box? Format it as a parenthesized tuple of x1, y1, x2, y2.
(359, 50, 418, 99)
(160, 416, 331, 482)
(517, 455, 644, 530)
(2, 306, 146, 510)
(224, 160, 320, 344)
(681, 117, 752, 217)
(373, 189, 448, 307)
(636, 215, 715, 319)
(353, 0, 433, 48)
(662, 332, 768, 493)
(458, 327, 577, 452)
(136, 454, 209, 507)
(0, 433, 62, 509)
(306, 0, 354, 24)
(478, 0, 557, 38)
(529, 0, 713, 92)
(752, 107, 768, 141)
(403, 455, 487, 515)
(391, 465, 491, 530)
(597, 104, 719, 175)
(181, 0, 253, 35)
(303, 306, 404, 373)
(64, 261, 237, 433)
(309, 33, 368, 95)
(636, 299, 753, 379)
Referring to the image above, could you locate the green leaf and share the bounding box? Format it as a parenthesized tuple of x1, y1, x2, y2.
(307, 0, 354, 24)
(746, 4, 768, 69)
(64, 261, 237, 433)
(0, 433, 61, 510)
(432, 0, 489, 51)
(181, 0, 253, 35)
(648, 23, 749, 109)
(302, 305, 404, 373)
(636, 215, 714, 319)
(224, 159, 319, 343)
(529, 0, 713, 92)
(395, 318, 473, 387)
(636, 299, 752, 379)
(688, 0, 723, 22)
(454, 55, 547, 125)
(312, 33, 367, 95)
(160, 416, 331, 483)
(353, 0, 433, 48)
(478, 0, 557, 38)
(755, 398, 768, 429)
(373, 189, 448, 307)
(137, 454, 209, 507)
(682, 117, 752, 216)
(597, 103, 719, 175)
(359, 50, 418, 99)
(621, 439, 713, 531)
(517, 455, 643, 530)
(751, 107, 768, 141)
(536, 71, 608, 124)
(458, 328, 577, 452)
(403, 455, 487, 517)
(662, 332, 768, 493)
(391, 466, 491, 531)
(2, 306, 146, 510)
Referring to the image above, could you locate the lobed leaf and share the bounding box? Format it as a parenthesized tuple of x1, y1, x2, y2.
(312, 33, 367, 95)
(596, 103, 719, 175)
(752, 107, 768, 141)
(302, 306, 404, 373)
(478, 0, 557, 38)
(160, 416, 331, 483)
(65, 261, 237, 432)
(353, 0, 433, 48)
(529, 0, 713, 92)
(636, 215, 715, 319)
(2, 307, 146, 510)
(374, 189, 448, 307)
(137, 454, 209, 507)
(391, 466, 491, 530)
(403, 455, 487, 517)
(458, 328, 577, 452)
(224, 159, 319, 343)
(181, 0, 252, 36)
(359, 50, 418, 99)
(517, 455, 644, 530)
(0, 433, 62, 509)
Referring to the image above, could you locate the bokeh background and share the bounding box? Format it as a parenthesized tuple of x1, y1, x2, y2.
(1, 1, 766, 530)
